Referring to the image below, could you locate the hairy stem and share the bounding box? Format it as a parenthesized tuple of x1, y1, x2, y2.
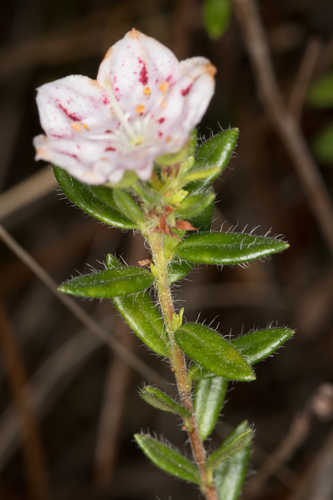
(149, 232, 218, 500)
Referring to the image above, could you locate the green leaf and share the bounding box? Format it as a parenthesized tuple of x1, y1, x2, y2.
(207, 425, 253, 470)
(140, 386, 190, 418)
(175, 231, 289, 265)
(194, 376, 227, 440)
(307, 72, 333, 108)
(175, 189, 216, 219)
(233, 327, 295, 365)
(188, 198, 214, 231)
(59, 267, 154, 298)
(168, 259, 193, 283)
(53, 167, 135, 229)
(105, 253, 122, 269)
(184, 129, 239, 188)
(112, 188, 145, 224)
(175, 323, 255, 381)
(203, 0, 231, 40)
(214, 421, 252, 500)
(113, 292, 169, 356)
(312, 122, 333, 164)
(134, 434, 200, 484)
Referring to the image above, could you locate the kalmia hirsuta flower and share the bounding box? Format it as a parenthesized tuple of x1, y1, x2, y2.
(34, 29, 216, 184)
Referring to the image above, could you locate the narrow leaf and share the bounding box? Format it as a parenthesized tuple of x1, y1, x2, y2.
(175, 323, 255, 381)
(54, 167, 135, 229)
(214, 421, 252, 500)
(207, 426, 253, 470)
(312, 123, 333, 164)
(175, 190, 216, 219)
(185, 129, 239, 188)
(233, 327, 295, 364)
(203, 0, 231, 40)
(307, 72, 333, 108)
(168, 260, 193, 283)
(113, 188, 145, 224)
(140, 386, 190, 418)
(134, 434, 200, 484)
(113, 292, 169, 356)
(194, 376, 227, 440)
(176, 231, 289, 265)
(59, 267, 154, 298)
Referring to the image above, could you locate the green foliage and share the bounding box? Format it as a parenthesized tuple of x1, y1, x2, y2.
(112, 188, 145, 224)
(54, 167, 135, 229)
(175, 231, 289, 265)
(203, 0, 232, 40)
(233, 327, 295, 364)
(307, 71, 333, 108)
(194, 376, 227, 440)
(312, 123, 333, 164)
(175, 189, 216, 219)
(168, 259, 193, 283)
(113, 293, 169, 356)
(207, 424, 253, 470)
(175, 323, 255, 381)
(184, 129, 239, 188)
(214, 421, 252, 500)
(134, 434, 200, 484)
(140, 386, 190, 417)
(59, 267, 154, 298)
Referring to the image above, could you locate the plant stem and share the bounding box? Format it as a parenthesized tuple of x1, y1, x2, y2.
(148, 232, 218, 500)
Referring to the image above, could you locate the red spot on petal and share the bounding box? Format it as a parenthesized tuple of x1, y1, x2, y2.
(57, 102, 81, 121)
(138, 58, 148, 85)
(105, 146, 116, 152)
(158, 117, 165, 124)
(181, 83, 193, 96)
(104, 129, 112, 134)
(102, 95, 110, 105)
(158, 131, 163, 137)
(51, 134, 65, 139)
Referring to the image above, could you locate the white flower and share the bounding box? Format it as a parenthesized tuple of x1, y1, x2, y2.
(34, 29, 216, 184)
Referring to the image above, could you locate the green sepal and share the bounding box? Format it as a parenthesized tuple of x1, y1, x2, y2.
(184, 128, 239, 188)
(312, 122, 333, 164)
(140, 386, 191, 418)
(175, 323, 255, 381)
(113, 292, 169, 357)
(175, 189, 216, 219)
(168, 259, 193, 283)
(207, 424, 253, 470)
(203, 0, 231, 40)
(175, 231, 289, 265)
(59, 267, 154, 298)
(194, 376, 227, 440)
(105, 253, 122, 269)
(112, 188, 145, 225)
(214, 421, 252, 500)
(134, 434, 200, 485)
(307, 71, 333, 108)
(53, 167, 135, 229)
(233, 327, 295, 365)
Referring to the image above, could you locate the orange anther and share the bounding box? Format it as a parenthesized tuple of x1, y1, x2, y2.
(143, 86, 151, 96)
(159, 81, 169, 94)
(136, 104, 145, 114)
(72, 123, 82, 132)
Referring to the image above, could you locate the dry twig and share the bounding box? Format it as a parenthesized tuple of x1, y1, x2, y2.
(0, 301, 48, 499)
(0, 224, 165, 386)
(233, 0, 333, 255)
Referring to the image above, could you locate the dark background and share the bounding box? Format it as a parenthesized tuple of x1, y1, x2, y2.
(0, 0, 333, 499)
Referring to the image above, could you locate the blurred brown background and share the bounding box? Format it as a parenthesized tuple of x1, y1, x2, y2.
(1, 0, 333, 499)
